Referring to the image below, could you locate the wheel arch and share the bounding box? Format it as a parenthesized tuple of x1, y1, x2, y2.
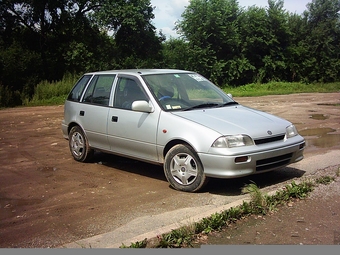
(66, 122, 92, 148)
(67, 122, 83, 136)
(163, 139, 197, 161)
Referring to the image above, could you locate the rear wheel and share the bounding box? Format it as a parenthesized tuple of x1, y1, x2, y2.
(164, 144, 209, 192)
(68, 126, 93, 162)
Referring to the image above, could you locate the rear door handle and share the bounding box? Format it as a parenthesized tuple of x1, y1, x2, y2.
(112, 116, 118, 122)
(80, 110, 85, 116)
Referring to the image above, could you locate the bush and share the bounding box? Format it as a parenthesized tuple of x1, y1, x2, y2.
(0, 84, 22, 107)
(25, 73, 78, 106)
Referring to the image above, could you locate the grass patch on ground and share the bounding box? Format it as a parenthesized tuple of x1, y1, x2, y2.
(223, 82, 340, 97)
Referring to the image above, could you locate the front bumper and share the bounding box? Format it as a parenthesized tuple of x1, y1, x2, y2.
(198, 140, 305, 179)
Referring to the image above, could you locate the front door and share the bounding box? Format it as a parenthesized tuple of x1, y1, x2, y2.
(107, 76, 160, 162)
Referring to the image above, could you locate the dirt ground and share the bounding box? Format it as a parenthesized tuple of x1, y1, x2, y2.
(0, 92, 339, 248)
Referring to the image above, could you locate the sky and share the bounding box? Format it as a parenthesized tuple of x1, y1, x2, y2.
(150, 0, 311, 39)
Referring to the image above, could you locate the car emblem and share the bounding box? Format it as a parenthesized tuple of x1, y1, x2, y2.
(267, 130, 273, 135)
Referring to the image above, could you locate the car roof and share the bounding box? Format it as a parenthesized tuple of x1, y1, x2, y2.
(83, 69, 195, 76)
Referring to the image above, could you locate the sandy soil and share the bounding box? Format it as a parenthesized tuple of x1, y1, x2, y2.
(0, 92, 339, 248)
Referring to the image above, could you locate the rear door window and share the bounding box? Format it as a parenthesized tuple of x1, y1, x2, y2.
(82, 74, 116, 106)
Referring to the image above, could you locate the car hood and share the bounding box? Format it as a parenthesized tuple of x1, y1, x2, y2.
(172, 105, 290, 138)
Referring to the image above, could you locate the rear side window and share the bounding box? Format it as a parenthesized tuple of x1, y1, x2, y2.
(67, 75, 92, 102)
(82, 74, 116, 106)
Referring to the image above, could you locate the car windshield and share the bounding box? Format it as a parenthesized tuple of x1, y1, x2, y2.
(142, 72, 236, 111)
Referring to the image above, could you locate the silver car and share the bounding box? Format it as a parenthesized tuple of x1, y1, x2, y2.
(61, 69, 305, 192)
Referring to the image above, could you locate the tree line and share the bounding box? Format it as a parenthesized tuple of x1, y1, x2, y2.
(1, 0, 339, 107)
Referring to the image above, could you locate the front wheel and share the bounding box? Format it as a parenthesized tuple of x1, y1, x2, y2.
(68, 126, 94, 162)
(164, 144, 209, 192)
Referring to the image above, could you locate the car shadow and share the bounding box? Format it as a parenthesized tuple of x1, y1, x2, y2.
(92, 151, 306, 196)
(203, 167, 306, 196)
(92, 151, 167, 182)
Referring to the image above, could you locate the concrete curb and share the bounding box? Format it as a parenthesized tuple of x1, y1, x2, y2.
(60, 197, 252, 249)
(109, 198, 252, 248)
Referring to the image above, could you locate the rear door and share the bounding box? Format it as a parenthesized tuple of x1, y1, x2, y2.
(77, 74, 116, 151)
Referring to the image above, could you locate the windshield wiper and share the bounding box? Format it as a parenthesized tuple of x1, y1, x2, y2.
(183, 103, 219, 111)
(219, 101, 239, 107)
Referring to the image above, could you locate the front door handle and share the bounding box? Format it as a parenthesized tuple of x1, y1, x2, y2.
(112, 116, 118, 122)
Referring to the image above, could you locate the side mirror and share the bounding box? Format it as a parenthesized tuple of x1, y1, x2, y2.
(227, 93, 233, 99)
(131, 100, 154, 113)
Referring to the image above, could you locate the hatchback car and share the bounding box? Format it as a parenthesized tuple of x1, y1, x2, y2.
(61, 69, 305, 192)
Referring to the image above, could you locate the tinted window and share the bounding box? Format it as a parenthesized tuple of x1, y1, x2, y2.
(67, 75, 92, 102)
(82, 74, 116, 106)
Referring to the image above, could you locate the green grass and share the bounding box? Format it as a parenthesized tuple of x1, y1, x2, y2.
(223, 81, 340, 97)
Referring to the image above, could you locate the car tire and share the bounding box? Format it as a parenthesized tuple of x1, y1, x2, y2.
(68, 126, 94, 162)
(164, 144, 209, 192)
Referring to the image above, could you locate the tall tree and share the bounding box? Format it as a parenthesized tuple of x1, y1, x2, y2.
(262, 0, 290, 82)
(285, 13, 309, 82)
(175, 0, 247, 86)
(92, 0, 165, 68)
(238, 5, 269, 83)
(302, 0, 340, 82)
(239, 0, 291, 83)
(161, 38, 190, 70)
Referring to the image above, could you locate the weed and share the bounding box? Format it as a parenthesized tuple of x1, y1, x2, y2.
(225, 205, 244, 221)
(120, 238, 148, 248)
(315, 176, 335, 185)
(156, 226, 195, 248)
(195, 212, 226, 234)
(241, 182, 268, 214)
(285, 181, 314, 199)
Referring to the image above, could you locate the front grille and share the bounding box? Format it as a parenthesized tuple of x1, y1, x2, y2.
(254, 134, 285, 145)
(256, 153, 293, 171)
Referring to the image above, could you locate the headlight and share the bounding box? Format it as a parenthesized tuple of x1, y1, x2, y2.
(286, 124, 298, 138)
(212, 135, 254, 148)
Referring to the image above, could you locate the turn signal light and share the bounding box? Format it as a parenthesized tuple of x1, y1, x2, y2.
(235, 156, 249, 163)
